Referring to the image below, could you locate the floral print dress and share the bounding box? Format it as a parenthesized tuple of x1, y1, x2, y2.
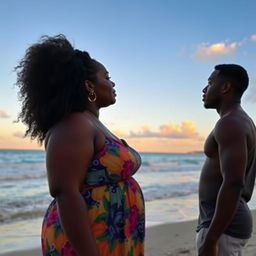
(41, 137, 145, 256)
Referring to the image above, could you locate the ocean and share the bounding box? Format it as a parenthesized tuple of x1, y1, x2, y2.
(0, 149, 256, 254)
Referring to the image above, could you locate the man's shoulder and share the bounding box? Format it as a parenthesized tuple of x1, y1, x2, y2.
(214, 114, 247, 141)
(215, 115, 241, 130)
(216, 110, 252, 130)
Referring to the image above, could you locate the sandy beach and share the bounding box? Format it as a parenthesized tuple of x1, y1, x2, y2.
(145, 211, 256, 256)
(1, 210, 256, 256)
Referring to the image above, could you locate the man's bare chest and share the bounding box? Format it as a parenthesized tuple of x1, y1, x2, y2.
(204, 131, 218, 157)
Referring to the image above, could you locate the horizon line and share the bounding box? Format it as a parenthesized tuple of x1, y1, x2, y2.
(0, 148, 203, 154)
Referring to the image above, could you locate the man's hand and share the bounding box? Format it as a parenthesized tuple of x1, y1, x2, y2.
(198, 240, 218, 256)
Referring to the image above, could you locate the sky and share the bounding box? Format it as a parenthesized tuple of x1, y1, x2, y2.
(0, 0, 256, 152)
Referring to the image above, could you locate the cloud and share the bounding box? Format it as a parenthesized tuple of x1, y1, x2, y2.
(128, 121, 203, 140)
(193, 41, 239, 61)
(191, 34, 256, 62)
(251, 34, 256, 41)
(0, 110, 10, 118)
(112, 129, 128, 138)
(13, 131, 25, 138)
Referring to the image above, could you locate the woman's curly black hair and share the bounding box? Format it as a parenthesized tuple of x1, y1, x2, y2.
(15, 34, 99, 144)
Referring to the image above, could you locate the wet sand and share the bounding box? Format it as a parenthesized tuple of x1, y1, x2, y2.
(1, 210, 256, 256)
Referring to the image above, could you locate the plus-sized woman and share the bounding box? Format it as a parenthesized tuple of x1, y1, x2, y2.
(15, 35, 145, 256)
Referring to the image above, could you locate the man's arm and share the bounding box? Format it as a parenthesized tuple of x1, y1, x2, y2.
(199, 117, 247, 256)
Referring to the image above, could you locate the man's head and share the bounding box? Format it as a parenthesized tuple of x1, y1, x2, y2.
(202, 64, 249, 109)
(215, 64, 249, 97)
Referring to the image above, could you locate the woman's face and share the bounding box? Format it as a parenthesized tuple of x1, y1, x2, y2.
(93, 61, 116, 107)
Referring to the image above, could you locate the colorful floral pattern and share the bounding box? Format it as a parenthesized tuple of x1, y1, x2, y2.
(41, 137, 145, 255)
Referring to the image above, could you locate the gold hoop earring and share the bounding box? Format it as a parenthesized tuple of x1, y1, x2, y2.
(88, 90, 97, 102)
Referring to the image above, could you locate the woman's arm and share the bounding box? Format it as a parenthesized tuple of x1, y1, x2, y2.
(46, 114, 99, 256)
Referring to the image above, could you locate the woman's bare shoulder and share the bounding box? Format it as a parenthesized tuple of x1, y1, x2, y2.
(45, 112, 95, 149)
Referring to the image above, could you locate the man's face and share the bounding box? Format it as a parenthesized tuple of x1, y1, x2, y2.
(202, 70, 223, 109)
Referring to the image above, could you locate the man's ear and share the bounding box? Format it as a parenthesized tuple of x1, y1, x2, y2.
(221, 81, 232, 94)
(85, 80, 95, 92)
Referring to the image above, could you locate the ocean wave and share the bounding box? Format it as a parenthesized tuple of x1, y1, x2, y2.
(0, 188, 198, 223)
(0, 150, 45, 165)
(139, 155, 204, 172)
(0, 210, 46, 223)
(0, 197, 52, 223)
(143, 190, 198, 201)
(139, 165, 202, 173)
(141, 161, 150, 166)
(0, 173, 46, 181)
(0, 150, 204, 225)
(142, 182, 198, 201)
(181, 159, 202, 165)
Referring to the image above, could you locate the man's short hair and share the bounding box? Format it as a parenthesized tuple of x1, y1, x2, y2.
(215, 64, 249, 97)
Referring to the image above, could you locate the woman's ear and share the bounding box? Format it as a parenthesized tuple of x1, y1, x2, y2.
(85, 80, 94, 92)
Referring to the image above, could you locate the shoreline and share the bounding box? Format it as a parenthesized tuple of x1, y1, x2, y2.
(1, 210, 256, 256)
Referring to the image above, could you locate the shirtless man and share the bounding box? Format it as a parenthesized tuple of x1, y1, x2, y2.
(197, 64, 256, 256)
